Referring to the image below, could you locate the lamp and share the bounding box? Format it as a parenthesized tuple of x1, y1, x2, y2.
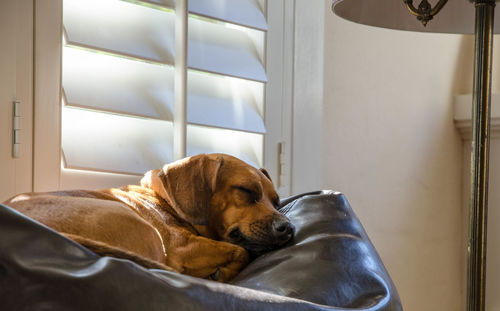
(331, 0, 496, 311)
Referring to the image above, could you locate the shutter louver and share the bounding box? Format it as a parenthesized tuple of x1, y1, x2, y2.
(141, 0, 175, 10)
(63, 46, 174, 120)
(186, 125, 263, 168)
(63, 0, 175, 64)
(187, 71, 265, 133)
(61, 0, 268, 184)
(62, 107, 173, 175)
(188, 18, 266, 82)
(189, 0, 267, 30)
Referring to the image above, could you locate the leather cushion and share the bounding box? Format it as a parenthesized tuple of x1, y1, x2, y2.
(0, 190, 402, 311)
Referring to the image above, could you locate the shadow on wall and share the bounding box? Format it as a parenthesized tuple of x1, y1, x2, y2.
(451, 35, 473, 96)
(451, 34, 500, 95)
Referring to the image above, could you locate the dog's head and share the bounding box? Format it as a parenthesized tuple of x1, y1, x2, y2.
(140, 153, 294, 256)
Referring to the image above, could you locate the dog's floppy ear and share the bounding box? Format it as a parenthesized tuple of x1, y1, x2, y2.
(259, 168, 272, 183)
(141, 154, 222, 225)
(140, 168, 169, 203)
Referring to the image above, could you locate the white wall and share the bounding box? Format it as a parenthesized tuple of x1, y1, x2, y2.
(322, 2, 465, 310)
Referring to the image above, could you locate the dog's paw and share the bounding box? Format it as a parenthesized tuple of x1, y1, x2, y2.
(231, 245, 249, 265)
(170, 236, 250, 282)
(211, 245, 249, 282)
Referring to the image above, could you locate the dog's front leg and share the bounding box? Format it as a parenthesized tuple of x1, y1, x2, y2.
(167, 234, 249, 282)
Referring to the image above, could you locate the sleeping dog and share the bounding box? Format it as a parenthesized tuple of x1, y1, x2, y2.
(4, 153, 294, 282)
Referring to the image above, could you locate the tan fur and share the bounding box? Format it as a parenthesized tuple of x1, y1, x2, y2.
(62, 233, 175, 271)
(3, 154, 291, 282)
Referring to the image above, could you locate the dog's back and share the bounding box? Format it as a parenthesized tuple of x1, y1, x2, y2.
(4, 189, 167, 265)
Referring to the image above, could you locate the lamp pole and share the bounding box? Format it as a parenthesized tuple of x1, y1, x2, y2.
(468, 1, 495, 310)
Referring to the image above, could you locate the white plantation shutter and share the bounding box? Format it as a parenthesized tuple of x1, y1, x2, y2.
(61, 0, 269, 185)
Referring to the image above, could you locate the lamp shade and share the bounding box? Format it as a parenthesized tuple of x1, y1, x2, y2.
(332, 0, 500, 34)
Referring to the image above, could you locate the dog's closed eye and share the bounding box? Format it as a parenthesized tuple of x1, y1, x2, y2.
(234, 186, 261, 203)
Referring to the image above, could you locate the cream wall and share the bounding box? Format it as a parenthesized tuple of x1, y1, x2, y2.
(322, 2, 465, 310)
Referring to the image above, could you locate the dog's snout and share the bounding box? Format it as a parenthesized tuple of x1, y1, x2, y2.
(272, 219, 294, 241)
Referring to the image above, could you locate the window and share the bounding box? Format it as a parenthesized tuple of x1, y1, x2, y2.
(57, 0, 284, 189)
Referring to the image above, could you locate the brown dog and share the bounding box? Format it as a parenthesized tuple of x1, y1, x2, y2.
(4, 153, 294, 282)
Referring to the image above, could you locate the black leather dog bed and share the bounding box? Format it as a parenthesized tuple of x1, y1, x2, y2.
(0, 190, 402, 311)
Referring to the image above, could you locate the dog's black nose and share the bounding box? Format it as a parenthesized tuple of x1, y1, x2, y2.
(272, 219, 294, 242)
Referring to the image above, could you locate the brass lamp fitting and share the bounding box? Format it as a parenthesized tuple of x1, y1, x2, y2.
(403, 0, 448, 26)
